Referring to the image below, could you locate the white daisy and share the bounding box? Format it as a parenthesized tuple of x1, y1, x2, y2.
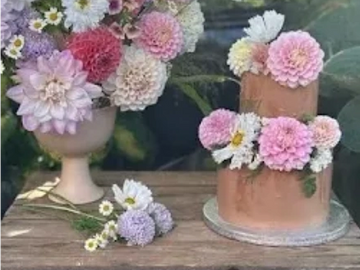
(310, 149, 333, 173)
(62, 0, 109, 33)
(4, 45, 22, 60)
(177, 0, 205, 53)
(99, 200, 114, 216)
(244, 10, 285, 43)
(9, 35, 25, 50)
(248, 154, 262, 171)
(1, 59, 5, 74)
(29, 18, 47, 33)
(95, 230, 109, 249)
(104, 220, 118, 240)
(44, 7, 63, 25)
(112, 180, 153, 211)
(212, 113, 262, 170)
(84, 238, 98, 252)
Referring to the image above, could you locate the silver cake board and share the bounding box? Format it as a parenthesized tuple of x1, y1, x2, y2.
(203, 197, 351, 247)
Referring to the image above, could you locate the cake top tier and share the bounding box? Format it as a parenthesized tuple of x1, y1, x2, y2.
(227, 11, 324, 117)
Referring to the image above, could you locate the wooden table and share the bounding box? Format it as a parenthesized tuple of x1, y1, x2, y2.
(2, 171, 360, 270)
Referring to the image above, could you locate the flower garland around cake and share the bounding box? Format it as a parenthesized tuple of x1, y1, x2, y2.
(1, 0, 205, 135)
(227, 10, 324, 88)
(23, 179, 174, 251)
(198, 110, 341, 197)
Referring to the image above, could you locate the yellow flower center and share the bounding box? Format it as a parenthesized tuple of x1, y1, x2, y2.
(76, 0, 90, 9)
(14, 39, 22, 47)
(231, 131, 245, 147)
(291, 49, 308, 68)
(103, 205, 110, 211)
(125, 197, 136, 205)
(34, 22, 42, 29)
(49, 13, 58, 21)
(88, 242, 94, 248)
(109, 224, 116, 231)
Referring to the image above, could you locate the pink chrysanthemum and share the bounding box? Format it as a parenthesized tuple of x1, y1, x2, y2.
(198, 109, 237, 150)
(259, 117, 314, 172)
(252, 43, 270, 75)
(6, 50, 103, 134)
(67, 27, 122, 83)
(309, 116, 341, 150)
(267, 31, 324, 88)
(134, 11, 183, 61)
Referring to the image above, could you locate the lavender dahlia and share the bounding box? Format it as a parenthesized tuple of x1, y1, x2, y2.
(118, 210, 155, 246)
(147, 202, 174, 236)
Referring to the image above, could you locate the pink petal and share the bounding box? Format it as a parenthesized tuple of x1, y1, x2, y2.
(30, 73, 47, 90)
(65, 105, 79, 121)
(66, 121, 77, 135)
(17, 97, 36, 115)
(34, 101, 51, 118)
(7, 85, 25, 103)
(50, 104, 65, 120)
(39, 122, 52, 133)
(84, 83, 103, 98)
(53, 119, 66, 134)
(22, 115, 40, 131)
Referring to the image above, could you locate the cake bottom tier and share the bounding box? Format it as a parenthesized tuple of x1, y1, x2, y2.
(216, 167, 332, 230)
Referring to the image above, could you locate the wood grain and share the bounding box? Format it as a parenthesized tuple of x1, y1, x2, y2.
(2, 171, 360, 270)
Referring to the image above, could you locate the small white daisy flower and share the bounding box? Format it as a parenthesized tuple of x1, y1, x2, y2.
(29, 18, 47, 33)
(99, 200, 114, 216)
(244, 10, 285, 43)
(95, 230, 109, 248)
(112, 180, 153, 211)
(212, 113, 262, 170)
(0, 59, 5, 74)
(4, 45, 22, 60)
(84, 238, 98, 252)
(104, 220, 118, 240)
(44, 7, 63, 25)
(9, 35, 25, 50)
(248, 154, 262, 171)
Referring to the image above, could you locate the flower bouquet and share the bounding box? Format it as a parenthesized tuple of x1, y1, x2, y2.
(200, 11, 350, 246)
(24, 179, 174, 251)
(1, 0, 205, 204)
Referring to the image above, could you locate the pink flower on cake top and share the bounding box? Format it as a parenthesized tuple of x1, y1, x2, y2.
(2, 0, 205, 135)
(198, 109, 341, 174)
(227, 10, 324, 89)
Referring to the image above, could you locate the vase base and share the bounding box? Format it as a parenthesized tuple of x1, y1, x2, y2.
(203, 197, 350, 246)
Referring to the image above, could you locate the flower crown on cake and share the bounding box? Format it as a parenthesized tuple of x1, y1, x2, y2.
(227, 10, 324, 89)
(2, 0, 204, 135)
(198, 110, 341, 197)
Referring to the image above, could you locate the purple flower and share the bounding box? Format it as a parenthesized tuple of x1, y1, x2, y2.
(13, 7, 40, 32)
(21, 30, 57, 62)
(147, 202, 174, 236)
(1, 0, 16, 48)
(118, 210, 155, 246)
(108, 0, 123, 15)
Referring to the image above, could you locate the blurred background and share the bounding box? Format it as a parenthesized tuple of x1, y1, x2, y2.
(2, 0, 360, 225)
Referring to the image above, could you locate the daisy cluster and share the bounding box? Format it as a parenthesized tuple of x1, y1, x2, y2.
(227, 10, 324, 88)
(2, 0, 205, 134)
(84, 179, 174, 252)
(198, 109, 341, 174)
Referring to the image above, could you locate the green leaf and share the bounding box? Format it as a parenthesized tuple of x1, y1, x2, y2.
(302, 176, 317, 198)
(1, 113, 17, 146)
(174, 83, 212, 115)
(322, 46, 360, 96)
(72, 217, 103, 236)
(337, 96, 360, 153)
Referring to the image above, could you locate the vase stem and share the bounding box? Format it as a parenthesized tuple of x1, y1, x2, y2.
(49, 156, 104, 205)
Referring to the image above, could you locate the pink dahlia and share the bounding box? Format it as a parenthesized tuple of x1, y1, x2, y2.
(67, 27, 122, 83)
(198, 109, 237, 150)
(259, 117, 314, 172)
(267, 31, 324, 88)
(134, 11, 183, 61)
(309, 116, 341, 150)
(6, 50, 103, 134)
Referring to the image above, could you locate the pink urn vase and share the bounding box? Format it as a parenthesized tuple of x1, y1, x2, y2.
(34, 107, 117, 205)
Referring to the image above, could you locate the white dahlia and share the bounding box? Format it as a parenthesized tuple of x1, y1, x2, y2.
(102, 45, 168, 111)
(62, 0, 109, 33)
(212, 113, 262, 170)
(177, 0, 205, 53)
(310, 149, 333, 173)
(244, 10, 284, 43)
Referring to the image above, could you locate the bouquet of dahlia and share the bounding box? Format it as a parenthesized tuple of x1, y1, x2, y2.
(1, 0, 204, 135)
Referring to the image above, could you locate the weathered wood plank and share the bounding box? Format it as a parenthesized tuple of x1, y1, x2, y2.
(2, 171, 360, 270)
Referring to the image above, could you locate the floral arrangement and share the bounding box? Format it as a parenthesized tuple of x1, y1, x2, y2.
(227, 10, 324, 88)
(198, 109, 341, 197)
(24, 179, 174, 251)
(1, 0, 205, 134)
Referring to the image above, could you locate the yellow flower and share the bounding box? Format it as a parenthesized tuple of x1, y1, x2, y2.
(44, 7, 63, 25)
(29, 18, 47, 33)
